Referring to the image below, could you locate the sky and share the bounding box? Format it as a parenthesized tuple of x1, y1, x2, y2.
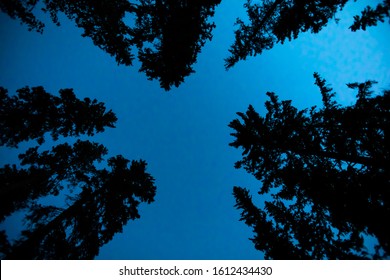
(0, 0, 390, 260)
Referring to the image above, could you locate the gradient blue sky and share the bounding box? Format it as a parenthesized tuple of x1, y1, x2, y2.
(1, 0, 389, 259)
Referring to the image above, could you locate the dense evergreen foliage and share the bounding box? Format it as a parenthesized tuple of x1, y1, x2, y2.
(0, 86, 156, 259)
(229, 74, 389, 259)
(133, 0, 221, 90)
(0, 140, 108, 222)
(0, 86, 117, 147)
(350, 0, 390, 31)
(225, 0, 390, 68)
(1, 0, 389, 261)
(4, 156, 156, 259)
(0, 0, 221, 90)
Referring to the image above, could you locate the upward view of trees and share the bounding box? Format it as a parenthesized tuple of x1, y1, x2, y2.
(0, 86, 156, 259)
(1, 1, 388, 85)
(0, 140, 108, 222)
(132, 0, 221, 90)
(0, 0, 221, 90)
(4, 156, 156, 259)
(0, 0, 135, 64)
(1, 0, 389, 262)
(350, 0, 390, 31)
(0, 86, 117, 147)
(225, 0, 390, 68)
(229, 74, 389, 259)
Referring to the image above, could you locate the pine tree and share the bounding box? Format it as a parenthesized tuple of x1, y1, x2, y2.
(0, 86, 117, 147)
(0, 0, 135, 65)
(350, 0, 390, 31)
(0, 84, 157, 259)
(229, 73, 390, 259)
(4, 156, 156, 259)
(0, 0, 221, 90)
(0, 140, 108, 222)
(225, 0, 389, 69)
(133, 0, 221, 90)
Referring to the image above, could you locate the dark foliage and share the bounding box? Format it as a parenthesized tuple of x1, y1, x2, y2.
(0, 230, 11, 257)
(0, 0, 221, 90)
(225, 0, 389, 69)
(0, 84, 157, 259)
(132, 0, 221, 90)
(4, 156, 156, 259)
(0, 0, 135, 65)
(229, 73, 390, 259)
(350, 0, 390, 31)
(0, 86, 117, 147)
(0, 0, 44, 32)
(0, 140, 107, 222)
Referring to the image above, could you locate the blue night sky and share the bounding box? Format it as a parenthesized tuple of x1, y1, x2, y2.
(0, 0, 389, 259)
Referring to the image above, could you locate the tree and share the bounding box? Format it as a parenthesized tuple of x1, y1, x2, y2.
(0, 0, 221, 90)
(1, 86, 116, 222)
(3, 156, 156, 259)
(225, 0, 389, 69)
(0, 230, 11, 258)
(0, 140, 108, 222)
(350, 0, 390, 31)
(0, 86, 117, 147)
(0, 0, 135, 65)
(228, 73, 389, 259)
(133, 0, 221, 90)
(0, 84, 157, 259)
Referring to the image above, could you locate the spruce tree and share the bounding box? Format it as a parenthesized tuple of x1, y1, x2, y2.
(229, 73, 389, 259)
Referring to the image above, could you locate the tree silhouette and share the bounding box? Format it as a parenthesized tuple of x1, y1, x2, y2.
(132, 0, 221, 90)
(225, 0, 389, 69)
(0, 140, 108, 222)
(0, 0, 45, 32)
(0, 84, 157, 259)
(0, 86, 117, 147)
(3, 156, 156, 259)
(350, 0, 390, 31)
(0, 0, 221, 90)
(229, 73, 389, 259)
(0, 230, 11, 258)
(0, 0, 135, 65)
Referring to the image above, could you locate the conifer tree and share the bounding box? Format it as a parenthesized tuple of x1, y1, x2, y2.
(4, 156, 156, 259)
(0, 86, 117, 147)
(0, 84, 157, 259)
(229, 73, 390, 259)
(0, 140, 108, 222)
(225, 0, 389, 69)
(0, 0, 221, 90)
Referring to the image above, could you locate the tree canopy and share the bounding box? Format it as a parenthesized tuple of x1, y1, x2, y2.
(229, 73, 389, 259)
(0, 0, 221, 90)
(133, 0, 221, 90)
(350, 0, 390, 31)
(2, 1, 388, 78)
(225, 0, 390, 69)
(0, 85, 157, 259)
(0, 86, 117, 147)
(0, 140, 108, 222)
(0, 0, 135, 64)
(4, 156, 156, 259)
